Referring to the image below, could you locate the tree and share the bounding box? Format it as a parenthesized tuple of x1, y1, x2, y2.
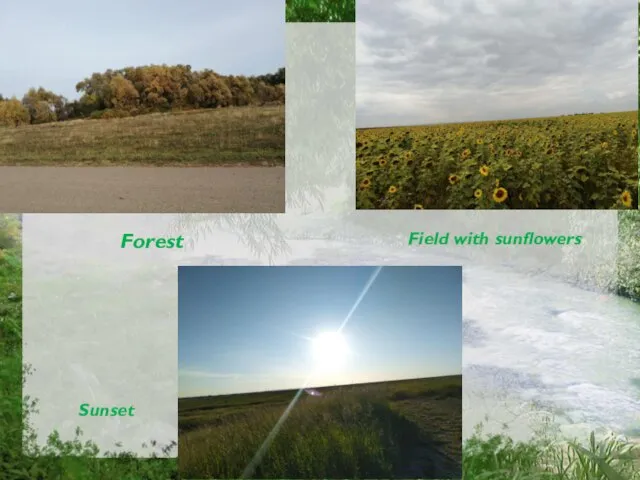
(13, 64, 285, 122)
(22, 87, 67, 124)
(193, 71, 233, 108)
(256, 67, 285, 86)
(225, 75, 255, 106)
(76, 71, 116, 111)
(0, 98, 30, 127)
(108, 75, 139, 110)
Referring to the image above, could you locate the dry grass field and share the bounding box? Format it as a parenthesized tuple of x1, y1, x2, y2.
(0, 105, 284, 166)
(178, 375, 462, 479)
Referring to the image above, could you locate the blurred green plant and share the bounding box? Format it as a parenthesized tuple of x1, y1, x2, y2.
(286, 0, 355, 22)
(463, 423, 640, 479)
(616, 211, 640, 301)
(0, 223, 178, 479)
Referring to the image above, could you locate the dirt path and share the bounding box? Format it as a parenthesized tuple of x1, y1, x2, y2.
(0, 166, 284, 213)
(394, 397, 463, 478)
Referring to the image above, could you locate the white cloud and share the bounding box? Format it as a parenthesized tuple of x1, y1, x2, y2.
(356, 0, 637, 127)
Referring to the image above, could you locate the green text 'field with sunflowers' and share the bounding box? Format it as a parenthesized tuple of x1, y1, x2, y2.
(356, 111, 637, 210)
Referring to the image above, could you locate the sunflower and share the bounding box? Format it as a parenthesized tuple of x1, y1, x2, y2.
(474, 189, 483, 199)
(479, 165, 489, 176)
(448, 174, 459, 185)
(461, 148, 471, 159)
(621, 190, 632, 208)
(379, 158, 387, 166)
(360, 178, 371, 188)
(476, 139, 484, 145)
(493, 187, 508, 203)
(388, 185, 398, 194)
(413, 204, 424, 209)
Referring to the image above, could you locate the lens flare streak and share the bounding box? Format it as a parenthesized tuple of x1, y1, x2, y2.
(241, 266, 384, 478)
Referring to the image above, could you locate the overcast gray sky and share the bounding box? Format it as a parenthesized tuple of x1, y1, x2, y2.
(0, 0, 284, 100)
(356, 0, 637, 128)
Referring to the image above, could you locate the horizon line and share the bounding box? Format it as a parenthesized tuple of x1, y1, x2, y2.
(178, 372, 463, 400)
(356, 109, 637, 130)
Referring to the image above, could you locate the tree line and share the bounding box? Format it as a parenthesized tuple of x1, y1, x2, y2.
(0, 64, 285, 127)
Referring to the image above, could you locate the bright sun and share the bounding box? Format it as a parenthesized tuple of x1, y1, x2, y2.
(311, 331, 349, 371)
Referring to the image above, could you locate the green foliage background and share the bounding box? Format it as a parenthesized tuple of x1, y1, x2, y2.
(286, 0, 355, 22)
(616, 211, 640, 301)
(1, 212, 639, 478)
(0, 215, 177, 479)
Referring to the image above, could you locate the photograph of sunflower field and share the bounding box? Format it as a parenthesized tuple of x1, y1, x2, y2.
(356, 0, 638, 210)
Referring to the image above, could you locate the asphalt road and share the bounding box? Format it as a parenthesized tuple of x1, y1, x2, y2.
(0, 166, 285, 213)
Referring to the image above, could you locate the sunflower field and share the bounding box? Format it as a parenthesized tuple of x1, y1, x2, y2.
(356, 111, 638, 209)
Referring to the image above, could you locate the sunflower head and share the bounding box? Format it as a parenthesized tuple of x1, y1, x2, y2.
(479, 165, 489, 176)
(448, 174, 459, 185)
(493, 187, 508, 203)
(621, 190, 632, 208)
(474, 189, 483, 199)
(388, 185, 398, 194)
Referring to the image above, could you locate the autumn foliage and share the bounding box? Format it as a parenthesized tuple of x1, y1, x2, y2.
(0, 64, 284, 127)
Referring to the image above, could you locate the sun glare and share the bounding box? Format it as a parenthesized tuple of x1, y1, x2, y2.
(311, 331, 349, 371)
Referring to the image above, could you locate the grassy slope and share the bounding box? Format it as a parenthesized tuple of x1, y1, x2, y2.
(0, 105, 284, 167)
(179, 375, 463, 478)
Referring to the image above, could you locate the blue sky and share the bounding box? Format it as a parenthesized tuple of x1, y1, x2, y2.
(0, 0, 284, 100)
(179, 266, 462, 398)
